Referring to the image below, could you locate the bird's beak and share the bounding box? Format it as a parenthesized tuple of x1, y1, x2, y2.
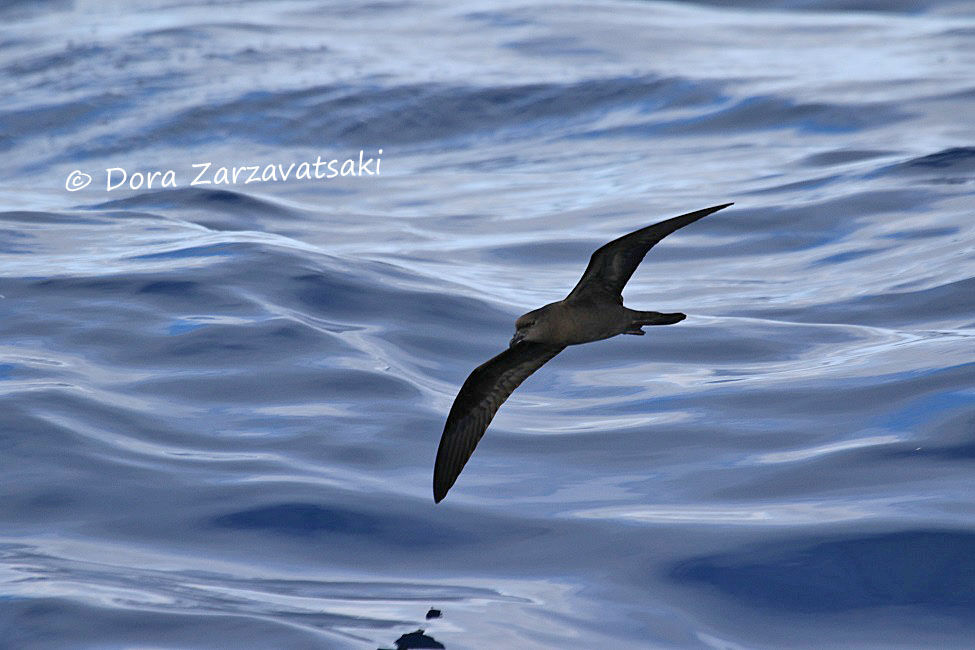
(509, 332, 525, 348)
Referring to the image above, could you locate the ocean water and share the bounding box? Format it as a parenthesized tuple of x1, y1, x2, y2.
(2, 0, 974, 647)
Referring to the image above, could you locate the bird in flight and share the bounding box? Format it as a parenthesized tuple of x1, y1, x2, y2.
(433, 203, 733, 503)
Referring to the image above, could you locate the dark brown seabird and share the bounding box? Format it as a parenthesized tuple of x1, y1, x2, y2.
(433, 203, 733, 503)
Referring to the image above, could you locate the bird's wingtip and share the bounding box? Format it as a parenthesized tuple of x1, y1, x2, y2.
(433, 483, 447, 503)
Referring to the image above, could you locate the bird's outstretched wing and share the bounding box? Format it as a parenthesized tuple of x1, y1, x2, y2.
(566, 203, 732, 302)
(434, 342, 565, 502)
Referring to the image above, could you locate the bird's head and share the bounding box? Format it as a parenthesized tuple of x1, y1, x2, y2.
(510, 303, 557, 347)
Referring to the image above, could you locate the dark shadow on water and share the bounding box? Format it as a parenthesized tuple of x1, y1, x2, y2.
(669, 529, 975, 615)
(213, 503, 383, 536)
(378, 628, 446, 649)
(867, 146, 975, 183)
(210, 502, 475, 547)
(378, 608, 447, 649)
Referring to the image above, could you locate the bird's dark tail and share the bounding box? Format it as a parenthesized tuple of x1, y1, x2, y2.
(625, 310, 685, 335)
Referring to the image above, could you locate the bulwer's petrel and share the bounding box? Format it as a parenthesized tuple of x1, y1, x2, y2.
(433, 203, 733, 503)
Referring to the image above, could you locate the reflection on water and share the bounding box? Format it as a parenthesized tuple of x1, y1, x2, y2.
(574, 501, 883, 525)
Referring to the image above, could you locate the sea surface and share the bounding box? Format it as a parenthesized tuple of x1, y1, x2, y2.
(2, 1, 974, 648)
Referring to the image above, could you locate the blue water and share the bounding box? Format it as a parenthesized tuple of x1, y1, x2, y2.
(2, 1, 974, 647)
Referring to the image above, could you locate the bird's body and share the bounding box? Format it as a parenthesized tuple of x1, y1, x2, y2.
(515, 298, 684, 346)
(433, 203, 733, 502)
